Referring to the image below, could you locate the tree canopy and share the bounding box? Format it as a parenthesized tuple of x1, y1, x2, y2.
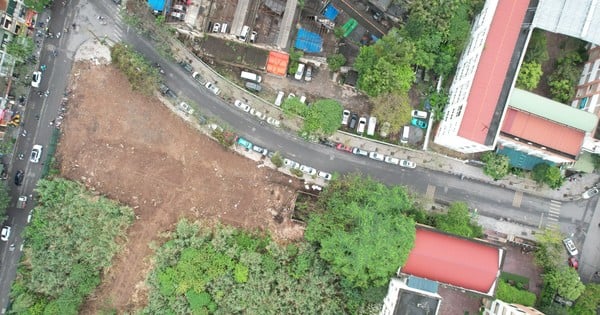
(481, 152, 510, 180)
(302, 99, 343, 136)
(435, 202, 482, 238)
(305, 174, 416, 288)
(370, 92, 412, 133)
(10, 178, 134, 314)
(6, 35, 35, 64)
(516, 62, 543, 90)
(571, 283, 600, 314)
(110, 43, 160, 95)
(327, 53, 346, 72)
(544, 267, 585, 301)
(0, 183, 9, 223)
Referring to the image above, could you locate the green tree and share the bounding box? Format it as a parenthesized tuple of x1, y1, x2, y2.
(327, 53, 346, 72)
(532, 163, 563, 188)
(24, 0, 52, 12)
(302, 99, 343, 136)
(305, 174, 416, 288)
(534, 228, 564, 271)
(270, 151, 284, 168)
(516, 62, 543, 90)
(496, 281, 537, 306)
(110, 43, 160, 95)
(571, 283, 600, 314)
(435, 202, 482, 238)
(371, 92, 412, 133)
(524, 30, 549, 63)
(6, 35, 34, 64)
(532, 163, 550, 183)
(0, 183, 9, 222)
(544, 267, 585, 301)
(281, 97, 307, 117)
(428, 90, 449, 122)
(481, 152, 510, 180)
(548, 79, 575, 104)
(358, 59, 414, 97)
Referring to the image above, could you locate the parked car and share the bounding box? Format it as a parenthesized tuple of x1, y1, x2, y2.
(299, 165, 317, 176)
(179, 61, 193, 73)
(31, 71, 42, 88)
(178, 102, 194, 115)
(368, 151, 384, 161)
(249, 108, 266, 120)
(399, 160, 417, 169)
(1, 225, 10, 241)
(294, 63, 305, 80)
(236, 137, 253, 150)
(380, 122, 391, 138)
(352, 147, 368, 157)
(384, 156, 400, 165)
(192, 71, 203, 82)
(348, 114, 358, 129)
(357, 117, 367, 134)
(411, 117, 427, 129)
(205, 82, 221, 95)
(170, 11, 185, 20)
(582, 187, 599, 199)
(275, 91, 285, 106)
(252, 145, 268, 156)
(212, 23, 221, 33)
(342, 110, 351, 125)
(234, 99, 251, 112)
(411, 110, 428, 119)
(249, 31, 258, 43)
(245, 82, 262, 92)
(319, 138, 336, 147)
(30, 144, 43, 163)
(14, 170, 24, 186)
(159, 83, 177, 98)
(304, 66, 312, 82)
(568, 257, 579, 270)
(284, 158, 300, 169)
(336, 143, 353, 153)
(266, 117, 281, 127)
(562, 238, 578, 256)
(318, 171, 332, 181)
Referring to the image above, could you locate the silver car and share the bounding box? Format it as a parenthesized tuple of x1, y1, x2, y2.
(299, 165, 317, 176)
(368, 151, 384, 161)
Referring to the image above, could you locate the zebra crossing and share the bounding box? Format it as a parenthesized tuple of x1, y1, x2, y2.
(546, 200, 562, 230)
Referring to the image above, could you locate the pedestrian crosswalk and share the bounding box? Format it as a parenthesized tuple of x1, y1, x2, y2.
(425, 184, 436, 199)
(512, 191, 523, 207)
(546, 200, 561, 230)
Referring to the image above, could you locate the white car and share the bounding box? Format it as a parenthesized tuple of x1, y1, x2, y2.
(581, 187, 599, 199)
(342, 110, 351, 125)
(352, 147, 368, 157)
(266, 117, 281, 127)
(31, 71, 42, 88)
(1, 226, 10, 241)
(412, 110, 428, 119)
(204, 82, 221, 95)
(384, 156, 400, 165)
(299, 165, 317, 176)
(30, 144, 43, 163)
(357, 117, 367, 134)
(399, 159, 417, 169)
(178, 102, 194, 115)
(249, 108, 266, 120)
(234, 100, 251, 112)
(563, 238, 578, 256)
(294, 63, 305, 80)
(283, 158, 300, 169)
(305, 66, 312, 82)
(252, 144, 268, 156)
(317, 171, 332, 181)
(368, 151, 384, 161)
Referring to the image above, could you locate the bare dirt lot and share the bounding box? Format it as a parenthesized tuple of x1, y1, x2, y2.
(57, 61, 303, 313)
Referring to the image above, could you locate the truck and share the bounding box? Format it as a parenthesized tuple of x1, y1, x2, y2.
(17, 196, 27, 209)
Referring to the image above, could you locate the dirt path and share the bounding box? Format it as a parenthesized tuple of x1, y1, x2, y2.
(57, 55, 303, 313)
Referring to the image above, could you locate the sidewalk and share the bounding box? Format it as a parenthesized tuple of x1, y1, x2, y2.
(170, 38, 599, 202)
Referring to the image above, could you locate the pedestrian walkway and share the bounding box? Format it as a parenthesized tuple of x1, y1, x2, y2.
(167, 36, 600, 202)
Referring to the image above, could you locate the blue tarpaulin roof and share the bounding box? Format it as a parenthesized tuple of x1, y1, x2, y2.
(148, 0, 167, 11)
(295, 28, 323, 53)
(323, 4, 339, 21)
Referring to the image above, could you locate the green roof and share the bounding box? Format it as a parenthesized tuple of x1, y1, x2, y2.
(509, 88, 598, 132)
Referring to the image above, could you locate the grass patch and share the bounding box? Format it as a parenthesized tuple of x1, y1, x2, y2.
(500, 272, 529, 290)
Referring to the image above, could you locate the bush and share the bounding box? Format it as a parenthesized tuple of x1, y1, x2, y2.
(481, 152, 510, 180)
(327, 53, 346, 72)
(496, 280, 536, 306)
(270, 152, 284, 168)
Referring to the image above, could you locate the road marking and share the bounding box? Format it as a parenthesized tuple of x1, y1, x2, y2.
(512, 191, 523, 207)
(425, 184, 436, 199)
(546, 222, 560, 230)
(546, 200, 562, 227)
(550, 200, 561, 205)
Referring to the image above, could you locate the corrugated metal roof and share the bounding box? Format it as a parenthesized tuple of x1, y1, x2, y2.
(402, 229, 501, 294)
(407, 276, 439, 294)
(509, 88, 598, 132)
(458, 0, 530, 144)
(533, 0, 600, 46)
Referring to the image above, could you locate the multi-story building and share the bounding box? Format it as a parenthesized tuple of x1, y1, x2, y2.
(433, 0, 532, 154)
(0, 0, 35, 47)
(483, 299, 545, 315)
(572, 45, 600, 154)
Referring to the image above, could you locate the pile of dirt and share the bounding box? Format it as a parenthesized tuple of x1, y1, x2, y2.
(57, 60, 304, 313)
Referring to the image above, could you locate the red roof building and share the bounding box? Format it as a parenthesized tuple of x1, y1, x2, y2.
(401, 228, 503, 295)
(434, 0, 532, 154)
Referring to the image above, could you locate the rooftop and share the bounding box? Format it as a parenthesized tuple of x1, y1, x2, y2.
(509, 88, 598, 132)
(401, 228, 502, 295)
(458, 0, 530, 145)
(533, 0, 600, 46)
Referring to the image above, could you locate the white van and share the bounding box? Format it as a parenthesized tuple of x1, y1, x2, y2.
(240, 71, 262, 83)
(220, 23, 228, 33)
(239, 25, 250, 41)
(294, 63, 305, 80)
(401, 126, 410, 144)
(274, 91, 285, 106)
(367, 116, 377, 136)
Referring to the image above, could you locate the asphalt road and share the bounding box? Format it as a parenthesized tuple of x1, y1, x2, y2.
(0, 0, 598, 311)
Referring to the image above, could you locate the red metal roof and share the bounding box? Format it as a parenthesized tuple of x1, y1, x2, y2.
(501, 107, 585, 156)
(402, 229, 500, 293)
(266, 51, 289, 76)
(458, 0, 529, 143)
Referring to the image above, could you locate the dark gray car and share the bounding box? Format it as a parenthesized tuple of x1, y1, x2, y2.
(245, 82, 262, 93)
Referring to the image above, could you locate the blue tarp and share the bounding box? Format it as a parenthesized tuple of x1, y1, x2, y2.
(497, 146, 554, 171)
(295, 28, 323, 53)
(148, 0, 166, 11)
(323, 4, 339, 21)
